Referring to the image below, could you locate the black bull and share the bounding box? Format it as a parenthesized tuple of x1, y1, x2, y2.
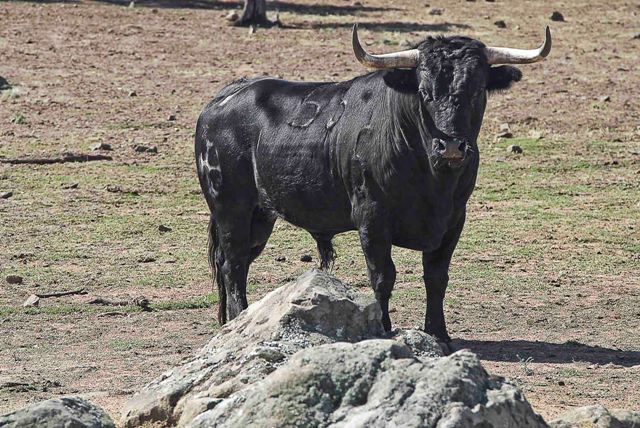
(195, 26, 551, 343)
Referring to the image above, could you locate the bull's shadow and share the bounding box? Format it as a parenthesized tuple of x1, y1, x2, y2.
(453, 339, 640, 367)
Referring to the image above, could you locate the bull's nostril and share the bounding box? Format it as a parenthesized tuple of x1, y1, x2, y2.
(437, 141, 446, 151)
(458, 142, 466, 152)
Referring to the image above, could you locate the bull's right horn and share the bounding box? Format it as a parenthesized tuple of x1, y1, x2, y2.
(485, 26, 552, 65)
(352, 24, 420, 69)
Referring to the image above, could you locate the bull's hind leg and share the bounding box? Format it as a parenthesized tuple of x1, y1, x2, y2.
(216, 205, 275, 322)
(214, 205, 254, 321)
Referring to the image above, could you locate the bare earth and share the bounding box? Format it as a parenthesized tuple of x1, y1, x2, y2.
(0, 0, 639, 423)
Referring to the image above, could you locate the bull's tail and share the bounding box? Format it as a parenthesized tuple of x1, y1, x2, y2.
(208, 215, 227, 325)
(315, 235, 337, 272)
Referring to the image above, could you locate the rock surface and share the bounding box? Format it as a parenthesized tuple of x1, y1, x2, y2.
(0, 396, 115, 428)
(550, 405, 640, 428)
(121, 269, 550, 427)
(191, 341, 547, 428)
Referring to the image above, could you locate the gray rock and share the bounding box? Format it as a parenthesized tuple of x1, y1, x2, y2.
(23, 294, 40, 307)
(122, 270, 547, 428)
(391, 328, 443, 358)
(121, 270, 383, 427)
(550, 11, 565, 22)
(89, 142, 112, 151)
(1, 191, 12, 199)
(0, 396, 115, 428)
(190, 342, 547, 428)
(133, 144, 157, 153)
(550, 405, 640, 428)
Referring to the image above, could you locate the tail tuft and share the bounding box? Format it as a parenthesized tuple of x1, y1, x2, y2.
(316, 237, 337, 272)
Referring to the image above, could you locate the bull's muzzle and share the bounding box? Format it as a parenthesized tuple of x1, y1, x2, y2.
(432, 138, 467, 161)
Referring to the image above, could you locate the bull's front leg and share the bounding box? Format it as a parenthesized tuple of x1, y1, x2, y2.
(358, 220, 396, 332)
(422, 213, 465, 344)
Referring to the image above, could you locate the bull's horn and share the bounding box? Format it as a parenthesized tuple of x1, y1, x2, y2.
(485, 26, 552, 65)
(352, 24, 420, 69)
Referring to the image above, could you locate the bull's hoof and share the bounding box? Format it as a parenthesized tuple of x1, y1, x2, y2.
(424, 325, 451, 344)
(438, 340, 455, 355)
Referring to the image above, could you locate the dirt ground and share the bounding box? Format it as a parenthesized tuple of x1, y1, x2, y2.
(1, 0, 639, 424)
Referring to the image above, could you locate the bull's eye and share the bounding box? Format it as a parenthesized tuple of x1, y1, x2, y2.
(419, 88, 433, 102)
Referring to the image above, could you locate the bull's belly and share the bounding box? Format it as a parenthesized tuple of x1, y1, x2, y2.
(258, 185, 355, 234)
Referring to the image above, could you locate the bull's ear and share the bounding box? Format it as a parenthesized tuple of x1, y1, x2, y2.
(487, 65, 522, 92)
(383, 69, 418, 93)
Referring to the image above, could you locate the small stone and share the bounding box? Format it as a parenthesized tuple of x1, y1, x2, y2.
(496, 131, 513, 139)
(89, 142, 112, 151)
(275, 256, 286, 262)
(507, 145, 523, 154)
(6, 275, 23, 285)
(550, 11, 565, 22)
(558, 380, 566, 386)
(351, 1, 363, 8)
(128, 91, 137, 97)
(528, 130, 543, 140)
(499, 123, 510, 132)
(633, 33, 640, 40)
(138, 255, 156, 263)
(158, 225, 172, 232)
(225, 11, 239, 21)
(62, 183, 79, 189)
(494, 20, 507, 28)
(300, 254, 312, 263)
(599, 95, 611, 102)
(428, 8, 443, 15)
(1, 191, 13, 199)
(23, 294, 39, 307)
(134, 144, 158, 153)
(168, 114, 177, 121)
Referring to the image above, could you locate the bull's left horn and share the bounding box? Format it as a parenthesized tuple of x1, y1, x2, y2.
(352, 24, 420, 69)
(485, 26, 552, 65)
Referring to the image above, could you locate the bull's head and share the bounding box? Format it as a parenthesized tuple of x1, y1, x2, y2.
(352, 25, 551, 171)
